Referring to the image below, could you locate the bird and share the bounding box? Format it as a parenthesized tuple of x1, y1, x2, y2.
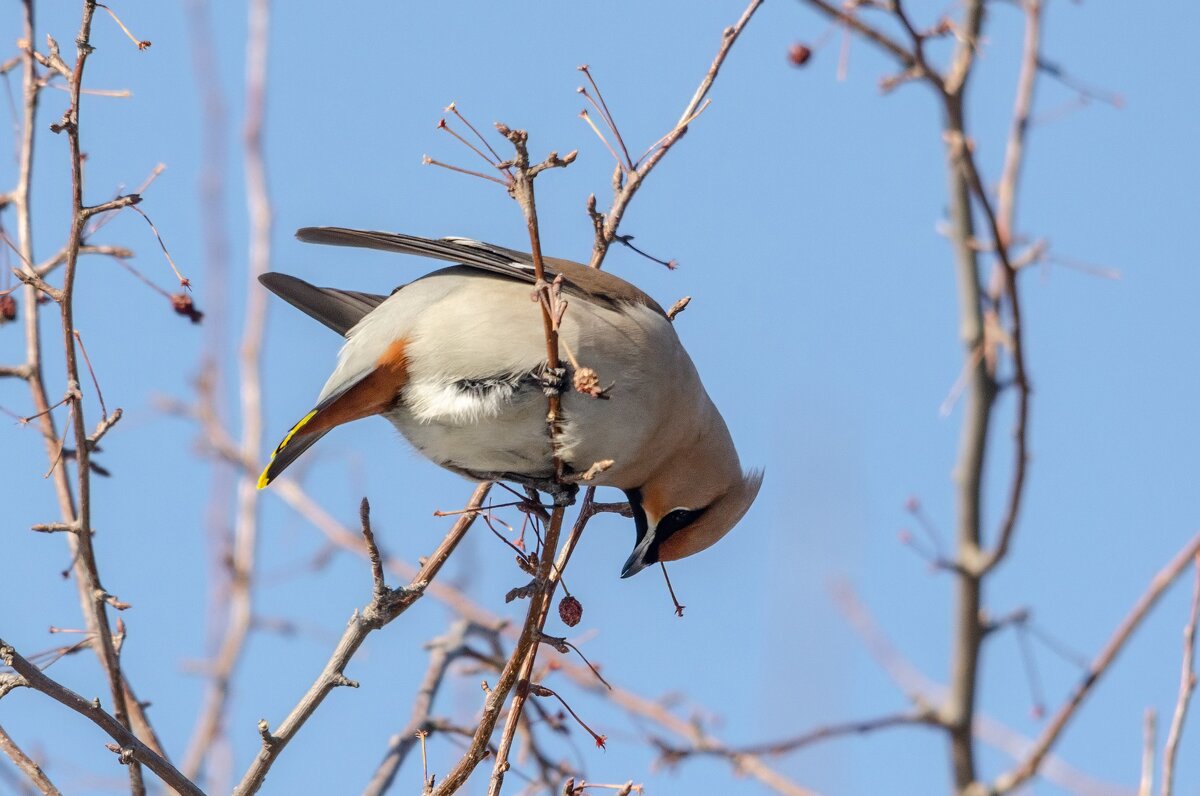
(258, 227, 762, 577)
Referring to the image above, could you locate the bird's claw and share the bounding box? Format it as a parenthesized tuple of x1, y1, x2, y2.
(537, 366, 568, 397)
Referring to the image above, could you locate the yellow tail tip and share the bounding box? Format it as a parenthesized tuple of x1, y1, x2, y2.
(258, 408, 318, 490)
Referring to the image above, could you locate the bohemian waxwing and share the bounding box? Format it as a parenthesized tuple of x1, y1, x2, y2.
(258, 227, 762, 577)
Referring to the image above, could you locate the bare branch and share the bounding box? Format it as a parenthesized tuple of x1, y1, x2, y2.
(42, 3, 151, 790)
(1139, 709, 1155, 796)
(1161, 554, 1200, 796)
(588, 0, 763, 268)
(180, 0, 270, 781)
(720, 710, 940, 757)
(994, 534, 1200, 794)
(485, 493, 594, 795)
(557, 659, 817, 796)
(830, 581, 1131, 796)
(995, 0, 1043, 251)
(798, 0, 918, 74)
(81, 192, 140, 219)
(34, 244, 134, 279)
(0, 724, 61, 796)
(237, 462, 816, 796)
(432, 503, 567, 795)
(0, 364, 33, 380)
(362, 621, 471, 796)
(0, 642, 200, 796)
(231, 483, 491, 796)
(978, 0, 1042, 574)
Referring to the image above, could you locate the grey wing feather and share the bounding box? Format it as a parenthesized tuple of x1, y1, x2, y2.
(296, 227, 538, 283)
(295, 227, 666, 317)
(258, 272, 388, 336)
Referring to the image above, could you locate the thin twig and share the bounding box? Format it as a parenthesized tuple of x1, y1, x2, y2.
(797, 0, 920, 77)
(1139, 709, 1155, 796)
(361, 621, 471, 796)
(0, 724, 61, 796)
(722, 710, 938, 757)
(588, 0, 763, 268)
(431, 503, 565, 796)
(1161, 554, 1200, 796)
(994, 534, 1200, 794)
(558, 660, 816, 796)
(483, 490, 594, 796)
(0, 642, 200, 795)
(578, 66, 631, 168)
(495, 124, 572, 479)
(71, 330, 106, 419)
(231, 483, 491, 796)
(423, 155, 509, 186)
(979, 0, 1041, 573)
(829, 580, 1129, 796)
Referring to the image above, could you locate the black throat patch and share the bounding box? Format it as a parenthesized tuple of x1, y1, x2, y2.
(624, 488, 652, 550)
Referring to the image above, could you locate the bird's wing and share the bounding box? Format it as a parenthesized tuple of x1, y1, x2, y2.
(258, 272, 388, 336)
(295, 227, 666, 317)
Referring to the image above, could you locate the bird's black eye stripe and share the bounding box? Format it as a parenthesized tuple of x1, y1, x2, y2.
(656, 507, 706, 541)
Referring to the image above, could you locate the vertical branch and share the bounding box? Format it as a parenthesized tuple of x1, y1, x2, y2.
(182, 5, 237, 779)
(13, 1, 80, 564)
(1161, 554, 1200, 796)
(181, 0, 271, 783)
(1139, 710, 1156, 796)
(938, 4, 990, 786)
(9, 0, 165, 773)
(496, 125, 566, 478)
(486, 491, 593, 796)
(429, 126, 588, 795)
(995, 0, 1042, 248)
(430, 505, 569, 796)
(55, 3, 145, 792)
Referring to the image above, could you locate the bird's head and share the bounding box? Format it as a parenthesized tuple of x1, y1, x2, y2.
(620, 465, 763, 578)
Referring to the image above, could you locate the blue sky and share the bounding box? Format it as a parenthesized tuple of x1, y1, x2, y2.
(2, 1, 1198, 794)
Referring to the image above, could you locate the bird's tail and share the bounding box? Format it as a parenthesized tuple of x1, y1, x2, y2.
(257, 411, 330, 488)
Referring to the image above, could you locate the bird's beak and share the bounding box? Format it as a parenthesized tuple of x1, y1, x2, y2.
(620, 532, 656, 578)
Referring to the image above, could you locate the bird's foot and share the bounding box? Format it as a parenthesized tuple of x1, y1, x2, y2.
(536, 366, 568, 397)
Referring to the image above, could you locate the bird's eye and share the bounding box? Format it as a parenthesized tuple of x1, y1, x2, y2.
(656, 507, 705, 541)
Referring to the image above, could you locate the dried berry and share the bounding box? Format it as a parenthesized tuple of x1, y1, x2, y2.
(558, 594, 583, 627)
(0, 294, 16, 323)
(788, 43, 813, 67)
(170, 292, 204, 324)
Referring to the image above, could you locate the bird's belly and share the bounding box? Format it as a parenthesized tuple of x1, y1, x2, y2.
(387, 376, 556, 480)
(384, 373, 657, 487)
